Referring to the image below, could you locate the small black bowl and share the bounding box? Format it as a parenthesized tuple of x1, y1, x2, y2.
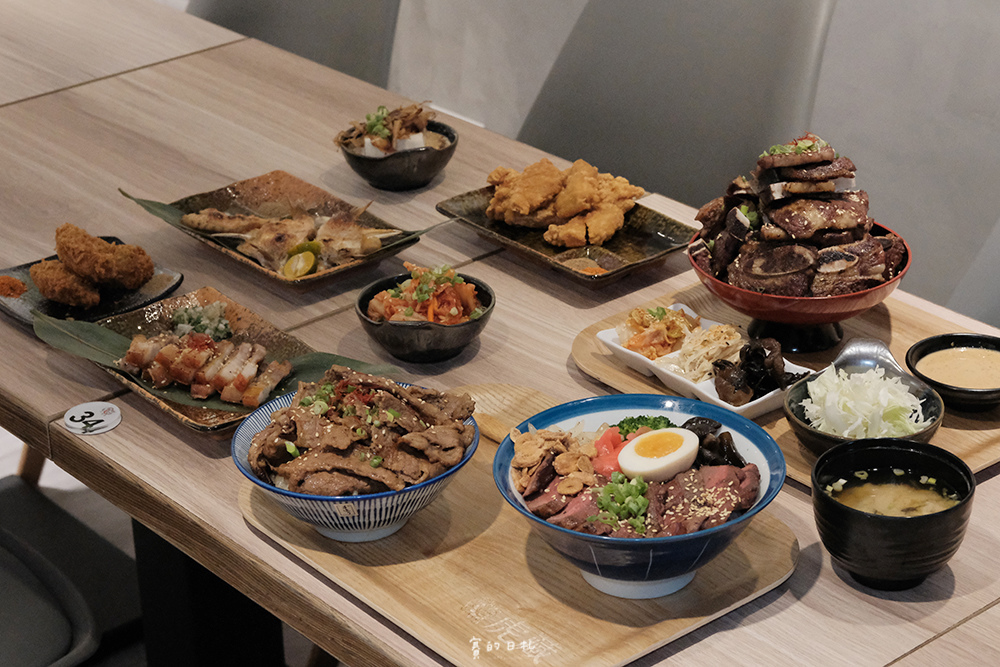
(906, 333, 1000, 412)
(812, 439, 974, 590)
(783, 338, 944, 455)
(355, 272, 495, 363)
(340, 121, 457, 191)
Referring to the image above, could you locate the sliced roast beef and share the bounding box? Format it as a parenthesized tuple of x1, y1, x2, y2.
(547, 489, 613, 536)
(296, 470, 381, 496)
(398, 421, 476, 467)
(524, 479, 571, 518)
(276, 449, 405, 492)
(647, 464, 760, 537)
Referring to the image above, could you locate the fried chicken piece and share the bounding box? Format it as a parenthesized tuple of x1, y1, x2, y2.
(581, 204, 627, 246)
(554, 159, 600, 218)
(486, 158, 565, 225)
(543, 216, 588, 248)
(180, 208, 271, 233)
(29, 259, 100, 308)
(487, 158, 644, 246)
(55, 223, 154, 289)
(593, 173, 645, 212)
(542, 204, 626, 247)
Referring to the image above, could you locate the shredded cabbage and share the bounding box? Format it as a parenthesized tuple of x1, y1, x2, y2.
(800, 365, 932, 438)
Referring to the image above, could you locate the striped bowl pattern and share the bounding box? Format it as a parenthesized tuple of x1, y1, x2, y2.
(233, 391, 479, 542)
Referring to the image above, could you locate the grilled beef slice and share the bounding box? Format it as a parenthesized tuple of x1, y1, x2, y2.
(726, 242, 817, 296)
(765, 194, 868, 239)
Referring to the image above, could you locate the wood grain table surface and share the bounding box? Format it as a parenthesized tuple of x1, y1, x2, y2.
(4, 1, 1000, 665)
(0, 0, 241, 107)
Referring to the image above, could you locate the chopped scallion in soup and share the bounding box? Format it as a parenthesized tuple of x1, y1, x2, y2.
(824, 468, 960, 517)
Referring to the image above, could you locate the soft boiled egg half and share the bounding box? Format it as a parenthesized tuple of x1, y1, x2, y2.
(616, 427, 700, 482)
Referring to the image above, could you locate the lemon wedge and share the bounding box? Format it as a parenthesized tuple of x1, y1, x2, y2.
(283, 251, 316, 279)
(288, 241, 322, 257)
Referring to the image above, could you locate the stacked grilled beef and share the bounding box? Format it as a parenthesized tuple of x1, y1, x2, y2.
(689, 134, 906, 297)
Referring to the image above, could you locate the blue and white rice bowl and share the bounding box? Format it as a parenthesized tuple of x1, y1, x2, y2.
(233, 392, 479, 542)
(493, 394, 785, 599)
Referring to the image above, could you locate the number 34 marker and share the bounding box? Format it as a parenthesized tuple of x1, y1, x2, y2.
(63, 402, 122, 435)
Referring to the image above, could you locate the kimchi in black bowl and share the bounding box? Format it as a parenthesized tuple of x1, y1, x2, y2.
(355, 272, 495, 363)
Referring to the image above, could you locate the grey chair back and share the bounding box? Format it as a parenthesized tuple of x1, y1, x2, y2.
(186, 0, 401, 87)
(517, 0, 837, 208)
(0, 527, 98, 667)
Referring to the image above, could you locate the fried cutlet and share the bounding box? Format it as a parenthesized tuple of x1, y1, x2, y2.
(29, 259, 101, 309)
(486, 158, 644, 247)
(486, 158, 565, 224)
(55, 223, 155, 289)
(554, 159, 600, 218)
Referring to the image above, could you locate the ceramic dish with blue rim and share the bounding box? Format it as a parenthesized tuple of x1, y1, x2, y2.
(596, 304, 811, 419)
(233, 391, 480, 542)
(493, 394, 785, 599)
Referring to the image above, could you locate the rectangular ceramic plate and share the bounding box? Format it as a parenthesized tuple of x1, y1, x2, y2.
(97, 286, 314, 431)
(595, 304, 812, 419)
(138, 171, 420, 285)
(0, 236, 183, 326)
(435, 187, 698, 285)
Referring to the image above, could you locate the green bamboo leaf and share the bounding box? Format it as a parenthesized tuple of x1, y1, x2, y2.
(32, 311, 131, 367)
(32, 312, 402, 413)
(119, 190, 186, 229)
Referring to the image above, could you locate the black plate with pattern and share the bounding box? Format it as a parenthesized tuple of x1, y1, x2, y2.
(435, 187, 698, 286)
(130, 171, 420, 286)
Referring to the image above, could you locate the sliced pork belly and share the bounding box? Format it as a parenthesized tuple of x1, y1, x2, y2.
(231, 344, 267, 392)
(241, 360, 293, 408)
(212, 342, 253, 390)
(120, 333, 179, 375)
(168, 333, 217, 385)
(193, 339, 235, 386)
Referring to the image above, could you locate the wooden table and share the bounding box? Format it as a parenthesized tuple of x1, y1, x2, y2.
(4, 1, 1000, 665)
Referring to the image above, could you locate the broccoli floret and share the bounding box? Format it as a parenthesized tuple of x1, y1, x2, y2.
(615, 415, 676, 436)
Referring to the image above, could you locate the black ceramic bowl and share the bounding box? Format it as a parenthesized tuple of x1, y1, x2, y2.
(355, 272, 495, 363)
(905, 333, 1000, 412)
(783, 338, 944, 455)
(340, 121, 458, 191)
(812, 439, 974, 590)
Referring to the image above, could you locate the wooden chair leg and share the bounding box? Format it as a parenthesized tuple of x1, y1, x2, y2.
(16, 445, 46, 486)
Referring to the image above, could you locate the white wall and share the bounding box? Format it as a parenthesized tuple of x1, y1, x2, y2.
(388, 0, 586, 137)
(811, 0, 1000, 321)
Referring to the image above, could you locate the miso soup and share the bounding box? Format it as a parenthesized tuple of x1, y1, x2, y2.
(823, 468, 960, 517)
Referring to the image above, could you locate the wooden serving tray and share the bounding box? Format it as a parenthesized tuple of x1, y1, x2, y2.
(572, 283, 1000, 486)
(239, 383, 799, 667)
